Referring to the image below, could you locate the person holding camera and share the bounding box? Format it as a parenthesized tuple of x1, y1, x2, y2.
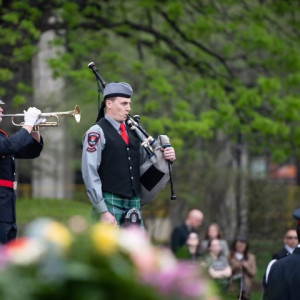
(228, 237, 256, 300)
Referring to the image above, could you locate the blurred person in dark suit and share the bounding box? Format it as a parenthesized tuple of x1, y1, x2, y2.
(170, 209, 204, 254)
(263, 208, 300, 300)
(272, 229, 298, 260)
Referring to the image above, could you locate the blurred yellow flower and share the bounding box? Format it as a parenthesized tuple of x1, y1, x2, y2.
(91, 223, 119, 255)
(44, 221, 72, 253)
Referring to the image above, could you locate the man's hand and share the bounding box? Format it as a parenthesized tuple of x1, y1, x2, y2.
(101, 211, 117, 225)
(162, 147, 176, 162)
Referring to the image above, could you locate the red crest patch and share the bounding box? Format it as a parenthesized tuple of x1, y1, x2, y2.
(87, 132, 100, 147)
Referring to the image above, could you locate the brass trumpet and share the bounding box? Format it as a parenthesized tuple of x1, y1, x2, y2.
(2, 105, 81, 127)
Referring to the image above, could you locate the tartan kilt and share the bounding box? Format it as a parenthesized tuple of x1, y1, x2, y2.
(92, 192, 142, 226)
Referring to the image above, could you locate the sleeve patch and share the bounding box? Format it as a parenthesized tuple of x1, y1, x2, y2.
(87, 132, 100, 147)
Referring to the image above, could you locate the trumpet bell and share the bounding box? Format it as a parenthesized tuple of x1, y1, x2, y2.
(74, 105, 81, 123)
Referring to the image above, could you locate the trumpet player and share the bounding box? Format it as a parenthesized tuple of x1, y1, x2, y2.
(0, 99, 44, 244)
(81, 82, 175, 226)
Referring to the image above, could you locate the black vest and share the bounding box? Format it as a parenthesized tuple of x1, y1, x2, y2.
(97, 118, 140, 198)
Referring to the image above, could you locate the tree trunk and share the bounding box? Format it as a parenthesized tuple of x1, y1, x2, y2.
(235, 133, 248, 238)
(31, 29, 73, 199)
(213, 131, 238, 242)
(205, 131, 249, 242)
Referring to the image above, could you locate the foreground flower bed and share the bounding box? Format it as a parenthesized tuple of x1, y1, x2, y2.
(0, 217, 219, 300)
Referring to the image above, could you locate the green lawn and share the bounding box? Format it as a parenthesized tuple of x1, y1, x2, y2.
(16, 197, 91, 228)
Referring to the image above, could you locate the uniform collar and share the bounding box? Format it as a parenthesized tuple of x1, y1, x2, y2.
(285, 244, 295, 254)
(105, 115, 124, 131)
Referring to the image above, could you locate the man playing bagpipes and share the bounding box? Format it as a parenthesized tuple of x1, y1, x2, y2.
(81, 81, 176, 226)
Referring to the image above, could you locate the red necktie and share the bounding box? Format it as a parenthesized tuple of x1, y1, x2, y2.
(120, 123, 129, 145)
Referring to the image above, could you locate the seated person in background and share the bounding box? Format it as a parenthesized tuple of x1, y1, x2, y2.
(186, 232, 201, 260)
(203, 238, 232, 281)
(272, 229, 298, 260)
(176, 231, 201, 261)
(200, 223, 229, 257)
(228, 237, 257, 300)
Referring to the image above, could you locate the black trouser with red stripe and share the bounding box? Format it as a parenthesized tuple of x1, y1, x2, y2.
(0, 182, 17, 244)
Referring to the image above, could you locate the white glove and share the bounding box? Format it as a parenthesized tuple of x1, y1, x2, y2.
(34, 117, 46, 126)
(23, 107, 41, 127)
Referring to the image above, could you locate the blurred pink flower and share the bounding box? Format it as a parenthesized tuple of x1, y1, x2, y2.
(118, 226, 150, 254)
(119, 227, 177, 276)
(131, 247, 157, 274)
(118, 226, 204, 299)
(140, 261, 203, 299)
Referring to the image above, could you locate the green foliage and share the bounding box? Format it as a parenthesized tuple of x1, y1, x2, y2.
(2, 12, 19, 24)
(61, 2, 81, 28)
(0, 68, 13, 82)
(1, 0, 300, 212)
(12, 95, 26, 107)
(17, 82, 32, 94)
(13, 44, 37, 62)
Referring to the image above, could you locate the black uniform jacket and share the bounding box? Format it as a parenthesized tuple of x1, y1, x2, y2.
(0, 128, 43, 222)
(272, 247, 291, 260)
(264, 247, 300, 300)
(170, 223, 191, 253)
